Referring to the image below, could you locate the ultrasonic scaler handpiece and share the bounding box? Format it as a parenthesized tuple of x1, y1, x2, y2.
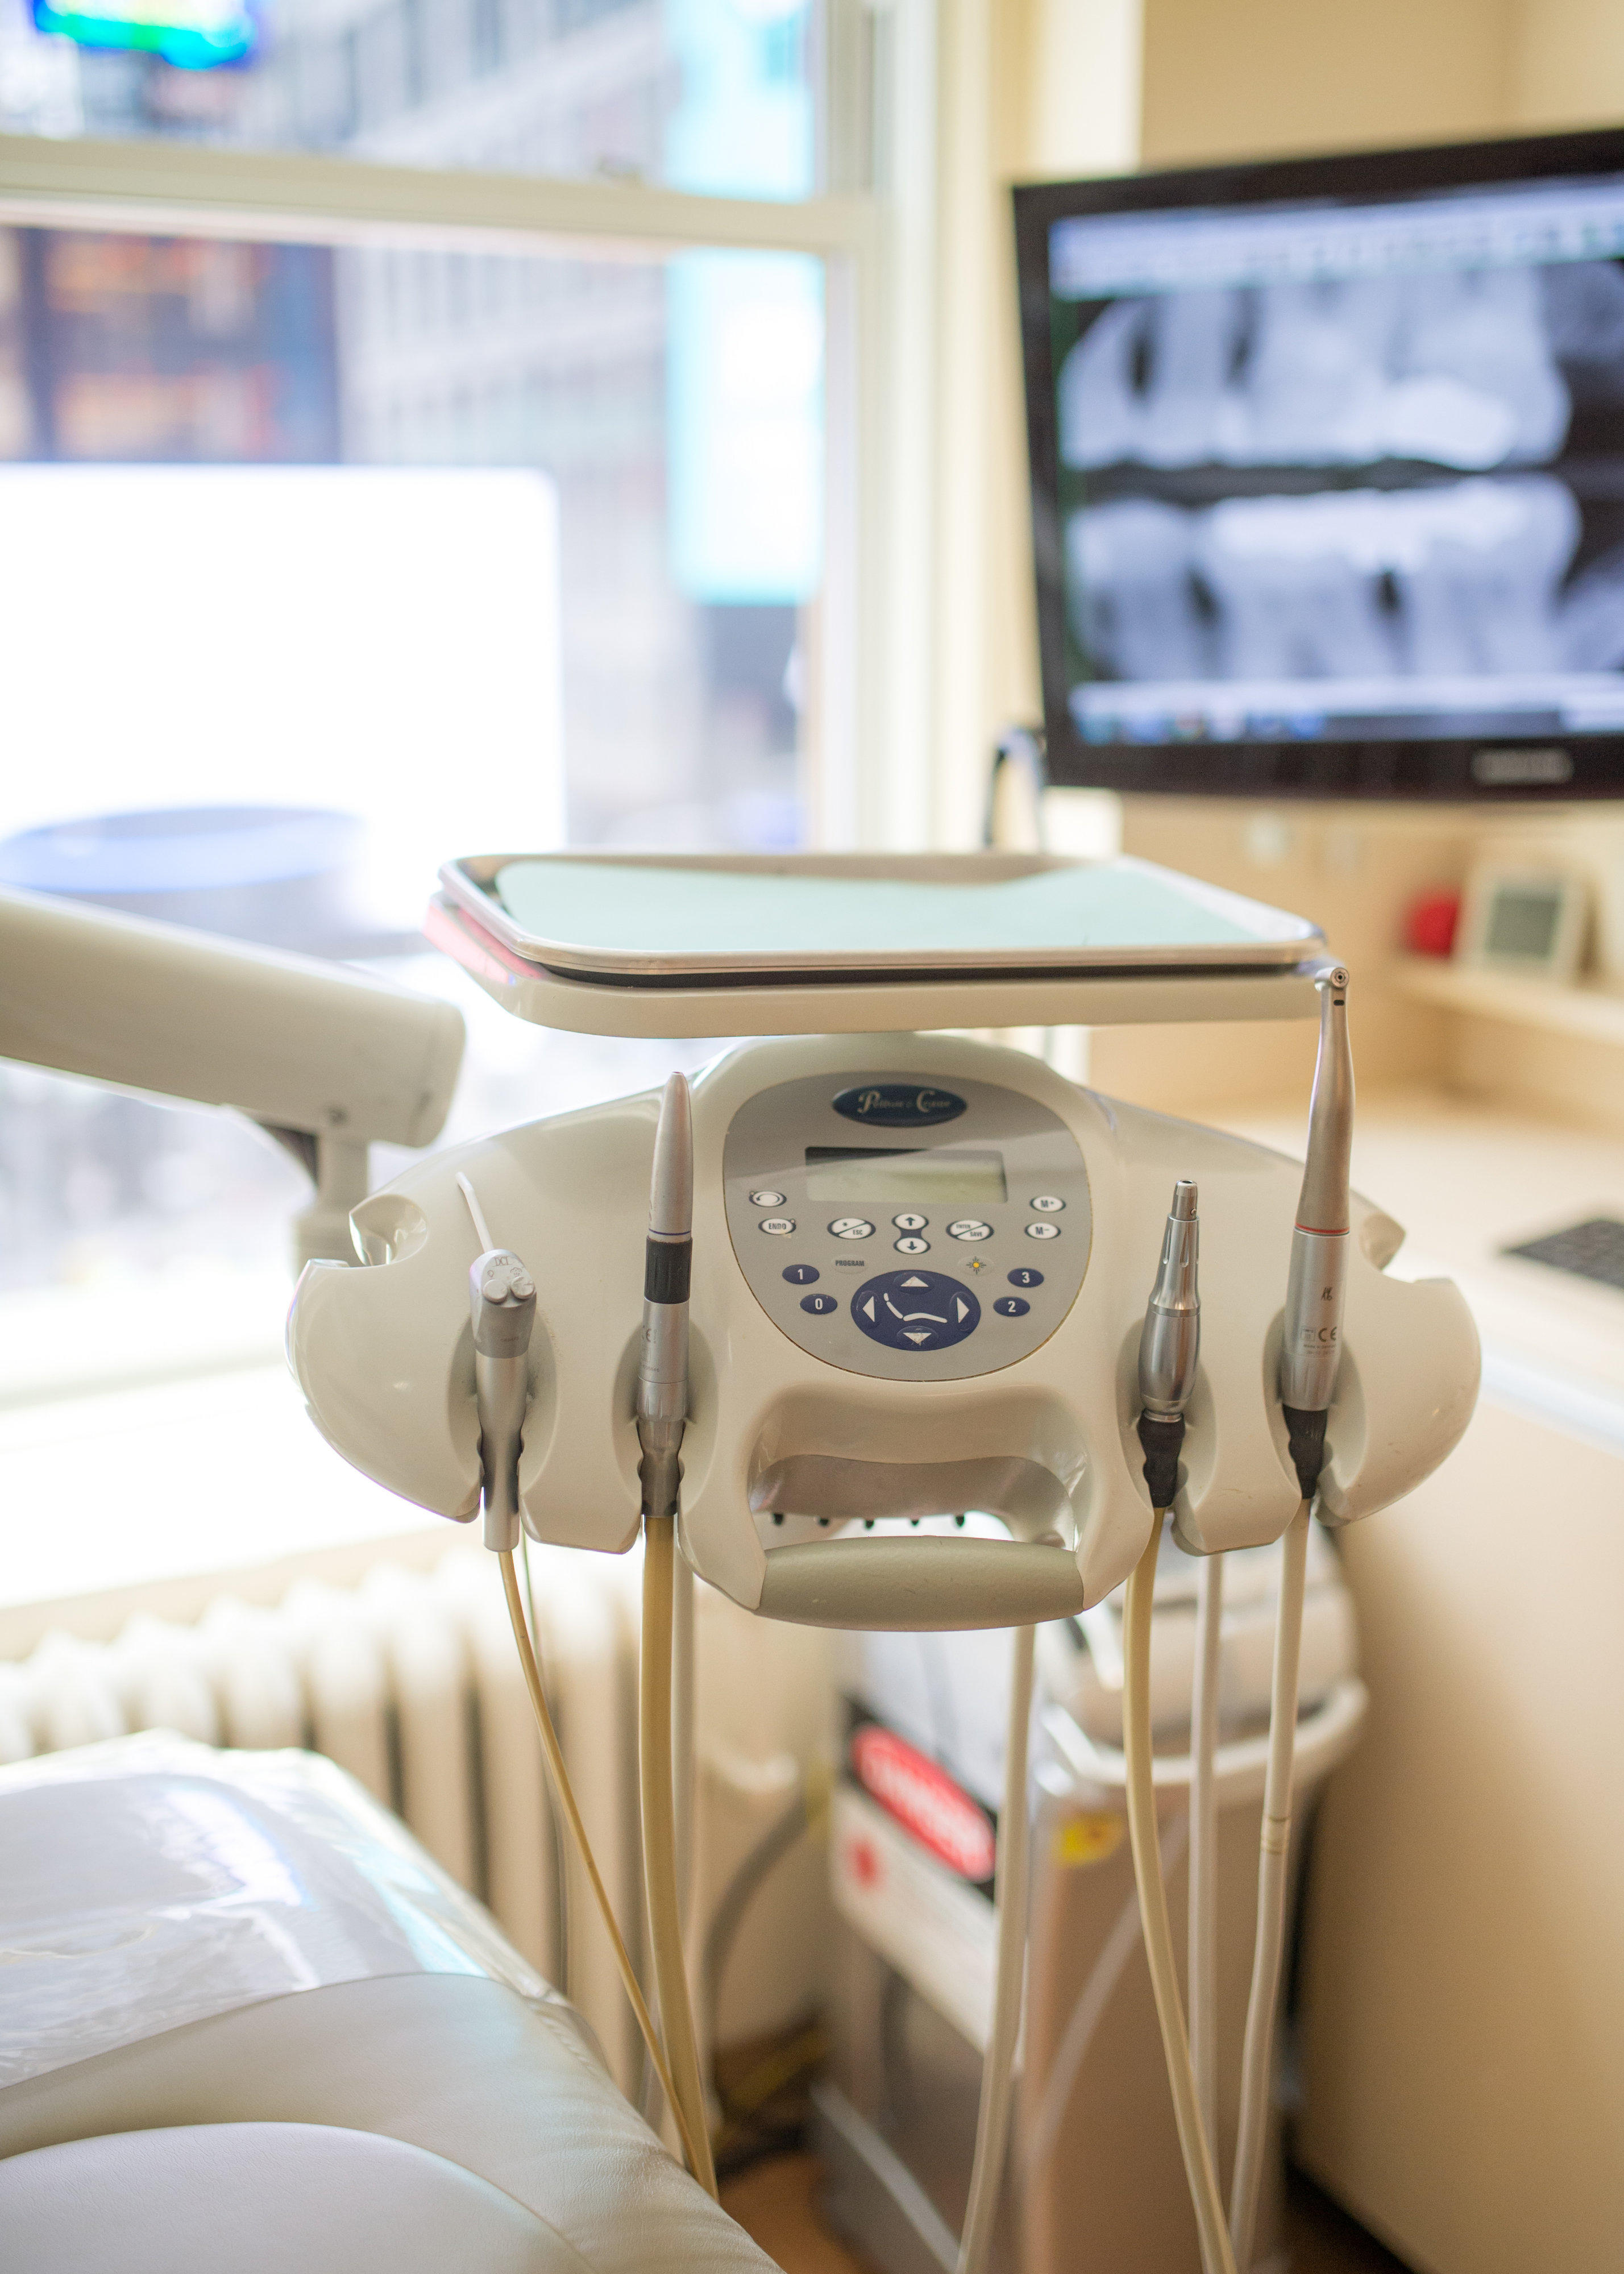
(470, 1247, 537, 1552)
(1281, 965, 1353, 1496)
(637, 1073, 693, 1521)
(1137, 1178, 1199, 1511)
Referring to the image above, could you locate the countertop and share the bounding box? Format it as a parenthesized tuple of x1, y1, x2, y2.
(1199, 1083, 1624, 1447)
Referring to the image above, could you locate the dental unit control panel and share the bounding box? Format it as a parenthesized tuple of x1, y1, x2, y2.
(723, 1072, 1089, 1375)
(290, 1026, 1476, 1631)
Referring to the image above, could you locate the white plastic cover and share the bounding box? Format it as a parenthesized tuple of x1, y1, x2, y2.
(0, 1732, 557, 2089)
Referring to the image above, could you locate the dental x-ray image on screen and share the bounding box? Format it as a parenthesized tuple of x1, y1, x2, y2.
(1016, 130, 1624, 800)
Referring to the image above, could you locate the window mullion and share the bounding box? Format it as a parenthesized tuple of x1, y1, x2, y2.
(0, 130, 877, 261)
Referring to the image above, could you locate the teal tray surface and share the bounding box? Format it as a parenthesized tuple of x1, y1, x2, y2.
(489, 857, 1286, 966)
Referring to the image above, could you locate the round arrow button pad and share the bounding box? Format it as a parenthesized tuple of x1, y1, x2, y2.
(851, 1269, 981, 1352)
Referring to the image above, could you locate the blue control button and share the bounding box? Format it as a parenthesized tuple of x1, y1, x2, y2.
(800, 1292, 839, 1315)
(783, 1264, 820, 1285)
(851, 1269, 979, 1352)
(1008, 1268, 1044, 1288)
(992, 1296, 1031, 1318)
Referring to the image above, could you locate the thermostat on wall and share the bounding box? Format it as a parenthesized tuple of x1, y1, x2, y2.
(1456, 864, 1589, 984)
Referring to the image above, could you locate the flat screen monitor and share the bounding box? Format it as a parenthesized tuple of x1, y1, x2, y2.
(1016, 128, 1624, 800)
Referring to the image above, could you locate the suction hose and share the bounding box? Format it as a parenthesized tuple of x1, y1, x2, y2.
(636, 1074, 719, 2199)
(459, 1171, 708, 2190)
(1189, 1546, 1224, 2151)
(497, 1548, 705, 2182)
(641, 1512, 718, 2197)
(1229, 966, 1352, 2268)
(956, 1621, 1036, 2274)
(1227, 1501, 1309, 2268)
(1124, 1519, 1239, 2274)
(1128, 1180, 1237, 2274)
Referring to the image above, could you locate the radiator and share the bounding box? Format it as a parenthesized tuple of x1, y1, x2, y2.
(0, 1542, 832, 2098)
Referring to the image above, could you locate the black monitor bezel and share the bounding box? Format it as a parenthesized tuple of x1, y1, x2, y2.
(1015, 125, 1624, 803)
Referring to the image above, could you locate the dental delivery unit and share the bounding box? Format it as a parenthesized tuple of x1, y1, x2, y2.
(0, 850, 1478, 2274)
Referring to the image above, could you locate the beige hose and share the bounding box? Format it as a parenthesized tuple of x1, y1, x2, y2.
(1228, 1500, 1311, 2269)
(1123, 1520, 1238, 2274)
(956, 1621, 1036, 2274)
(640, 1514, 719, 2200)
(1189, 1548, 1225, 2151)
(497, 1549, 706, 2185)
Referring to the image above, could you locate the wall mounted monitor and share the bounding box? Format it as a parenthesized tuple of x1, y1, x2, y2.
(1016, 128, 1624, 800)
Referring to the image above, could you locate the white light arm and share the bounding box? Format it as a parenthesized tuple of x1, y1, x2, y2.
(0, 883, 466, 1267)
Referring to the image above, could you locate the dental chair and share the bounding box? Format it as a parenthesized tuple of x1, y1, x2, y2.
(0, 1734, 774, 2274)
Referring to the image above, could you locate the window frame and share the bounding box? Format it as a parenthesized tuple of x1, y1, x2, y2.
(0, 0, 941, 853)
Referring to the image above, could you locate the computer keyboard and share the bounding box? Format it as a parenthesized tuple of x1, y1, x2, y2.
(1501, 1217, 1624, 1292)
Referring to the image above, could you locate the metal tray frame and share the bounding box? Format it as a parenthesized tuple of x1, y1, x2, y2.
(436, 851, 1322, 986)
(426, 889, 1331, 1040)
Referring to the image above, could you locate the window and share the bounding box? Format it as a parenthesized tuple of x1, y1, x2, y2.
(0, 0, 819, 200)
(0, 2, 935, 1545)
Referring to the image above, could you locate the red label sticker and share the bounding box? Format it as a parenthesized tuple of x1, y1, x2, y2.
(845, 1832, 882, 1891)
(850, 1724, 996, 1882)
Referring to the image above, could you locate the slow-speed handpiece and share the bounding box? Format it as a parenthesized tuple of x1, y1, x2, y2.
(470, 1247, 537, 1552)
(637, 1073, 693, 1521)
(1280, 965, 1353, 1499)
(1137, 1178, 1199, 1510)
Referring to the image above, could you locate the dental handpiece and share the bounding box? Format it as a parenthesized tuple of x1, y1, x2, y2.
(1280, 964, 1353, 1498)
(470, 1246, 537, 1553)
(637, 1073, 693, 1522)
(1137, 1179, 1200, 1509)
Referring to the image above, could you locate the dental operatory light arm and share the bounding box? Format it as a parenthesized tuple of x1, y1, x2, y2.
(455, 1172, 706, 2190)
(1230, 964, 1355, 2271)
(0, 882, 465, 1268)
(634, 1077, 719, 2201)
(1123, 1183, 1238, 2274)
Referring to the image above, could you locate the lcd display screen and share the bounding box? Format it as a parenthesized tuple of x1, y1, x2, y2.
(804, 1147, 1008, 1207)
